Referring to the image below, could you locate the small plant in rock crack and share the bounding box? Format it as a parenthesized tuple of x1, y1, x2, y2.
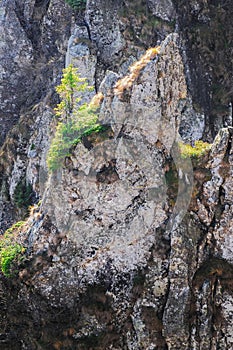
(179, 140, 212, 159)
(114, 46, 160, 98)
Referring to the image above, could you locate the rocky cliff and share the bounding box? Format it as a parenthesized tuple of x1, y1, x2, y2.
(0, 0, 233, 349)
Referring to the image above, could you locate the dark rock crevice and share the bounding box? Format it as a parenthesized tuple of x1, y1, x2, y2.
(173, 0, 233, 140)
(14, 0, 51, 51)
(0, 0, 72, 146)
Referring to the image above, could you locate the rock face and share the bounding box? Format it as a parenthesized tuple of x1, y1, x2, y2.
(173, 0, 233, 138)
(36, 33, 186, 301)
(0, 0, 233, 349)
(0, 0, 72, 230)
(0, 0, 71, 144)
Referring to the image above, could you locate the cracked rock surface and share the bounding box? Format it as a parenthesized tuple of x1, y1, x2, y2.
(0, 0, 233, 349)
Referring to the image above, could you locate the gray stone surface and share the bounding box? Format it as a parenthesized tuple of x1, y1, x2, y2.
(147, 0, 176, 21)
(0, 0, 71, 145)
(0, 0, 233, 349)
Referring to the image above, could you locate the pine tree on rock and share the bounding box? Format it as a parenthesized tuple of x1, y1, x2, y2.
(54, 64, 90, 123)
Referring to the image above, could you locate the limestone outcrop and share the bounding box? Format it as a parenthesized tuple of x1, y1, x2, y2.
(0, 0, 233, 349)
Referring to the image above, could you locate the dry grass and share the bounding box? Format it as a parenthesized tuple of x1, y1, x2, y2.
(179, 90, 187, 99)
(90, 92, 104, 107)
(114, 46, 160, 98)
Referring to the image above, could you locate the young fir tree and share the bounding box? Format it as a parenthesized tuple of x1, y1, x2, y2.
(54, 64, 90, 123)
(47, 65, 102, 171)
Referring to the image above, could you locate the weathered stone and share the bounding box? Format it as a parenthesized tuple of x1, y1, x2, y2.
(0, 0, 233, 349)
(0, 0, 71, 141)
(147, 0, 176, 21)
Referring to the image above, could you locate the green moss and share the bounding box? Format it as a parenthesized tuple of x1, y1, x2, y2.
(0, 243, 24, 277)
(0, 220, 27, 277)
(0, 233, 25, 277)
(179, 140, 212, 159)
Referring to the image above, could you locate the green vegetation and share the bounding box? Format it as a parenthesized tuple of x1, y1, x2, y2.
(179, 140, 212, 159)
(0, 240, 24, 277)
(14, 179, 34, 209)
(47, 65, 104, 172)
(48, 102, 99, 169)
(65, 0, 86, 10)
(47, 114, 107, 171)
(4, 221, 26, 235)
(54, 64, 92, 122)
(37, 200, 42, 207)
(0, 221, 26, 277)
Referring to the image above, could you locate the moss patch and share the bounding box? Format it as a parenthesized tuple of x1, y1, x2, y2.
(0, 221, 26, 277)
(179, 140, 212, 159)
